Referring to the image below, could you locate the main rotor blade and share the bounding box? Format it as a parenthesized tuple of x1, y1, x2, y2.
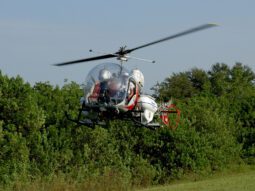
(125, 23, 218, 53)
(53, 54, 117, 66)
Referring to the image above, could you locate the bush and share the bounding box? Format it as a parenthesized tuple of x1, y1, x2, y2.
(0, 62, 254, 188)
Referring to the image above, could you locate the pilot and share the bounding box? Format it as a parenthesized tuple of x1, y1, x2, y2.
(119, 72, 129, 95)
(98, 69, 112, 103)
(108, 78, 118, 93)
(121, 72, 129, 87)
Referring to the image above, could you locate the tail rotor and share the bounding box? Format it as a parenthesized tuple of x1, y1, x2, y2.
(158, 99, 181, 129)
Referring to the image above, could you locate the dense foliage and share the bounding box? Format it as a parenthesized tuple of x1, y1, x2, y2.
(0, 63, 254, 189)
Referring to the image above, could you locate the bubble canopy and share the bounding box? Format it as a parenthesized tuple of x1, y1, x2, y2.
(83, 63, 131, 105)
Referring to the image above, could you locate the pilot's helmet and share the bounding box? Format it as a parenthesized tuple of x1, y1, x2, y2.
(131, 69, 144, 87)
(121, 72, 129, 80)
(99, 69, 111, 81)
(122, 71, 129, 76)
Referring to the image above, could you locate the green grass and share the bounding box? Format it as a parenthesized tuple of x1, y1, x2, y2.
(138, 170, 255, 191)
(2, 167, 255, 191)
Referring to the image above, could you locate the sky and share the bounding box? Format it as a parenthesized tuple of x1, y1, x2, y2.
(1, 0, 255, 93)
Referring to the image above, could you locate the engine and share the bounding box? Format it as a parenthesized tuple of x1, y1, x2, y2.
(137, 95, 158, 124)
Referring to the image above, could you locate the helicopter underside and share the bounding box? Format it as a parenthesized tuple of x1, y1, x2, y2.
(66, 102, 161, 129)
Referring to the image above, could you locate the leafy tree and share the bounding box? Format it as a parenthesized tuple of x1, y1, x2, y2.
(0, 62, 254, 188)
(158, 72, 196, 100)
(208, 63, 231, 96)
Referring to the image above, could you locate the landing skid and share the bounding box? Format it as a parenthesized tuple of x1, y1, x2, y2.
(65, 103, 161, 130)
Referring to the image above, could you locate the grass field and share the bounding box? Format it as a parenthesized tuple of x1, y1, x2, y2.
(3, 167, 255, 191)
(138, 170, 255, 191)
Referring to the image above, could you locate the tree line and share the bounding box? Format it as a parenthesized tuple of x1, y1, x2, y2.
(0, 62, 254, 189)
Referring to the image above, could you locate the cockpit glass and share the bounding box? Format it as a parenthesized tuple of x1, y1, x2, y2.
(83, 63, 130, 105)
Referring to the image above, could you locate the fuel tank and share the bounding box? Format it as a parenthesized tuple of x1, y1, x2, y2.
(137, 95, 158, 123)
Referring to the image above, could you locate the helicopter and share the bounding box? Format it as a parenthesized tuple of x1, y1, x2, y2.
(54, 23, 217, 129)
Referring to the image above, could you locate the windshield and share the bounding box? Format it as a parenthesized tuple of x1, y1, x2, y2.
(83, 63, 130, 105)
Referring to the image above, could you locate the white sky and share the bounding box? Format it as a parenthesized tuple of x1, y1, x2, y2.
(1, 0, 255, 93)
